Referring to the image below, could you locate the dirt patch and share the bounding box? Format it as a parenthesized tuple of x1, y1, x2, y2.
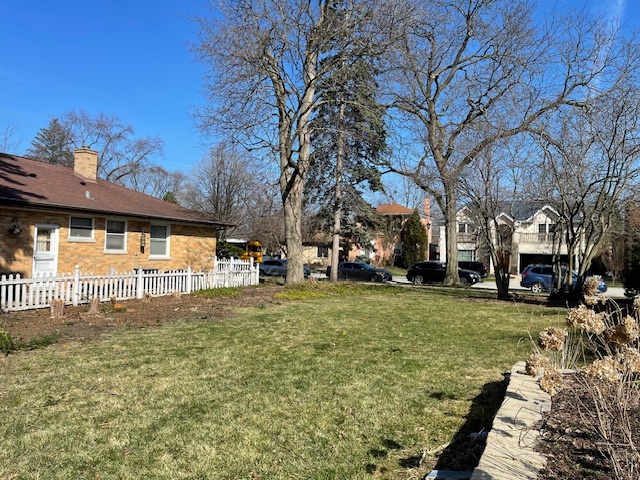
(536, 373, 640, 480)
(1, 285, 285, 346)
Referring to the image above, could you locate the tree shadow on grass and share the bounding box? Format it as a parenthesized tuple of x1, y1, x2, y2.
(365, 378, 510, 476)
(429, 376, 510, 472)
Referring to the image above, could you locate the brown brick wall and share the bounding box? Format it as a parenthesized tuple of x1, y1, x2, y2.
(0, 208, 218, 276)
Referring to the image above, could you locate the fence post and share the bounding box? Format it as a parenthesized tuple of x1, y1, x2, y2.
(250, 257, 256, 286)
(186, 266, 192, 294)
(136, 266, 144, 299)
(0, 274, 5, 312)
(73, 265, 80, 306)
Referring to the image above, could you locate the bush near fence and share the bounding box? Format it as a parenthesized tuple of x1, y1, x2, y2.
(0, 258, 259, 312)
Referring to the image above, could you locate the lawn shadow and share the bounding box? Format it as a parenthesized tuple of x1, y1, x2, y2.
(429, 376, 510, 472)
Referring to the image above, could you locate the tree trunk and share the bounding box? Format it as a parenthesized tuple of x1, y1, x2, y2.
(442, 183, 459, 286)
(330, 103, 345, 282)
(283, 181, 305, 285)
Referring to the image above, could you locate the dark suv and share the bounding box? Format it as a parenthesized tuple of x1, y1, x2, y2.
(406, 261, 481, 286)
(458, 261, 488, 279)
(520, 264, 607, 293)
(326, 262, 392, 282)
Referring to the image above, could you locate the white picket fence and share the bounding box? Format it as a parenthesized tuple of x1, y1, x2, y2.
(0, 258, 259, 312)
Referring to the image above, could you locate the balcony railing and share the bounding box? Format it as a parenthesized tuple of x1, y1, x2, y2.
(520, 233, 555, 243)
(457, 232, 477, 243)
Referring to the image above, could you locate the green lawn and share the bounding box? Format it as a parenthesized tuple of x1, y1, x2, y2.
(0, 285, 563, 479)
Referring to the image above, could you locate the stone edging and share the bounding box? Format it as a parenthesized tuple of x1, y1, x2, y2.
(470, 361, 551, 480)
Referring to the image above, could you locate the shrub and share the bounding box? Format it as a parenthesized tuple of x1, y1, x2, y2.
(527, 283, 640, 479)
(0, 328, 15, 355)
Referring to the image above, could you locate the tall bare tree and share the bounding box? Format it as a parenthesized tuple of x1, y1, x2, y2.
(531, 81, 640, 296)
(459, 137, 533, 299)
(27, 110, 164, 183)
(62, 110, 164, 182)
(386, 0, 640, 285)
(193, 0, 401, 284)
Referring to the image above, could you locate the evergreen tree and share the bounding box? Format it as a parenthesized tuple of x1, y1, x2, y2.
(27, 118, 73, 166)
(400, 210, 428, 268)
(306, 50, 388, 278)
(162, 191, 179, 204)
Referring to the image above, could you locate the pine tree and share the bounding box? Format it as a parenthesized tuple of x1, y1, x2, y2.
(306, 49, 388, 277)
(27, 118, 74, 166)
(400, 210, 428, 268)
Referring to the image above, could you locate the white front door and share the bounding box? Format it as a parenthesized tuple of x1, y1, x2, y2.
(33, 224, 59, 277)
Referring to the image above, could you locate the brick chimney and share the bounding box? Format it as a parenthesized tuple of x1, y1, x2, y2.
(73, 147, 98, 182)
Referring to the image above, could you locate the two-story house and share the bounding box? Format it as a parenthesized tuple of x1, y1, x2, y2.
(438, 202, 572, 274)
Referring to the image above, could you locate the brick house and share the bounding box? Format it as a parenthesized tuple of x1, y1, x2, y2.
(370, 200, 433, 266)
(0, 149, 231, 277)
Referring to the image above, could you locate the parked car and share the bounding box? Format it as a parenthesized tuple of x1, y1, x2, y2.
(520, 264, 607, 293)
(406, 261, 481, 286)
(458, 261, 488, 279)
(326, 262, 392, 282)
(259, 259, 310, 278)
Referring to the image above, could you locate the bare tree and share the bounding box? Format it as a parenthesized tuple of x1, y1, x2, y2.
(183, 144, 257, 238)
(193, 0, 401, 284)
(531, 82, 640, 296)
(61, 110, 164, 182)
(381, 174, 425, 211)
(121, 164, 187, 200)
(386, 0, 640, 285)
(459, 137, 533, 299)
(0, 122, 25, 153)
(246, 184, 286, 256)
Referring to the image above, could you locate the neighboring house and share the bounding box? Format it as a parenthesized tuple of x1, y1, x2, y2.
(302, 241, 331, 266)
(438, 202, 572, 274)
(281, 200, 434, 269)
(0, 149, 231, 277)
(371, 199, 433, 266)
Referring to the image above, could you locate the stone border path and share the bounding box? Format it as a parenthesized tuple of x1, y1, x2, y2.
(470, 361, 550, 480)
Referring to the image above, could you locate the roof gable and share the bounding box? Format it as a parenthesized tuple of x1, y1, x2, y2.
(376, 202, 415, 215)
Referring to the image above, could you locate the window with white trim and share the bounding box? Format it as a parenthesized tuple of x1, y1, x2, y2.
(105, 220, 127, 252)
(458, 249, 475, 262)
(458, 223, 474, 233)
(538, 223, 556, 234)
(149, 224, 170, 257)
(69, 216, 94, 240)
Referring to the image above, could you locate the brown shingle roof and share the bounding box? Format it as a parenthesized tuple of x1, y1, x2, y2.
(376, 202, 415, 215)
(0, 153, 232, 227)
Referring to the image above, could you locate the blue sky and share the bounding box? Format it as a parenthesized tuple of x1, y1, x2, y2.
(1, 0, 638, 174)
(1, 0, 209, 171)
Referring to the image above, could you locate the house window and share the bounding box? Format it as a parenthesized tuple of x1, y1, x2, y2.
(538, 223, 555, 233)
(149, 224, 170, 257)
(317, 245, 329, 258)
(458, 223, 474, 233)
(69, 216, 94, 240)
(105, 220, 127, 252)
(458, 250, 475, 262)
